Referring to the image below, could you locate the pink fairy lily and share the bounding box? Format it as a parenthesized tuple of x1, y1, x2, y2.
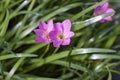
(34, 20, 53, 44)
(94, 2, 115, 23)
(49, 19, 74, 47)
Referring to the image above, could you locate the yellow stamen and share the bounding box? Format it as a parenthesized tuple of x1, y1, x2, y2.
(58, 33, 64, 40)
(44, 31, 49, 39)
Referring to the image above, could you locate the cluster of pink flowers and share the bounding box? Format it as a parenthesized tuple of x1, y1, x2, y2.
(34, 19, 74, 47)
(34, 2, 115, 47)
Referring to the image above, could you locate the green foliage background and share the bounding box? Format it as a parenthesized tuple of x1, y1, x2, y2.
(0, 0, 120, 80)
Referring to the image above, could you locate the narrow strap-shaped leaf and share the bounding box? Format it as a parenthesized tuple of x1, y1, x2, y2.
(0, 54, 37, 60)
(51, 60, 87, 72)
(41, 3, 81, 21)
(23, 48, 115, 73)
(73, 12, 114, 31)
(107, 67, 112, 80)
(0, 10, 9, 36)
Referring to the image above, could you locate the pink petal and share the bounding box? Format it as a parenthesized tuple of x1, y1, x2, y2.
(49, 31, 58, 40)
(39, 21, 47, 30)
(53, 40, 62, 47)
(54, 23, 63, 32)
(64, 32, 74, 38)
(44, 38, 51, 44)
(94, 6, 102, 16)
(35, 36, 44, 42)
(62, 39, 70, 45)
(62, 19, 71, 33)
(34, 29, 44, 36)
(47, 20, 54, 32)
(35, 35, 51, 44)
(101, 2, 109, 10)
(94, 2, 109, 16)
(106, 8, 115, 16)
(105, 16, 112, 21)
(99, 19, 106, 23)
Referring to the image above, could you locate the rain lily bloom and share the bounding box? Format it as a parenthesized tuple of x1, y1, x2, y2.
(94, 2, 115, 23)
(34, 20, 53, 44)
(49, 19, 74, 47)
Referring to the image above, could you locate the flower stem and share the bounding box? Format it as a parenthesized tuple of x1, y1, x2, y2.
(40, 44, 50, 58)
(52, 47, 59, 55)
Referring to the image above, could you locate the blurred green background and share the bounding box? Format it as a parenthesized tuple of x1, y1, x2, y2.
(0, 0, 120, 80)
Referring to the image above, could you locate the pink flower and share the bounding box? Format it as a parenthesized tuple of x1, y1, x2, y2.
(49, 19, 74, 47)
(34, 20, 53, 44)
(94, 2, 115, 23)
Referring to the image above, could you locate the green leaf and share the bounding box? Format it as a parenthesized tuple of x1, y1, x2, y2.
(107, 67, 112, 80)
(41, 3, 81, 21)
(23, 48, 115, 73)
(73, 12, 114, 31)
(73, 48, 116, 54)
(5, 58, 24, 80)
(90, 54, 120, 60)
(10, 0, 30, 19)
(105, 24, 120, 48)
(0, 10, 9, 36)
(23, 43, 46, 53)
(15, 0, 36, 39)
(9, 0, 23, 9)
(0, 9, 5, 25)
(25, 77, 61, 80)
(5, 0, 10, 7)
(0, 54, 37, 60)
(51, 60, 87, 72)
(5, 53, 37, 80)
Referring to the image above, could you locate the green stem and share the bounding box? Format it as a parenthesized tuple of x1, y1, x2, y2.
(52, 47, 59, 55)
(40, 44, 50, 58)
(62, 67, 67, 76)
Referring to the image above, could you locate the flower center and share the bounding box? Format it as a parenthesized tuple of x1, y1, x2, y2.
(59, 35, 64, 40)
(45, 34, 49, 38)
(96, 12, 103, 16)
(58, 33, 64, 40)
(44, 31, 49, 39)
